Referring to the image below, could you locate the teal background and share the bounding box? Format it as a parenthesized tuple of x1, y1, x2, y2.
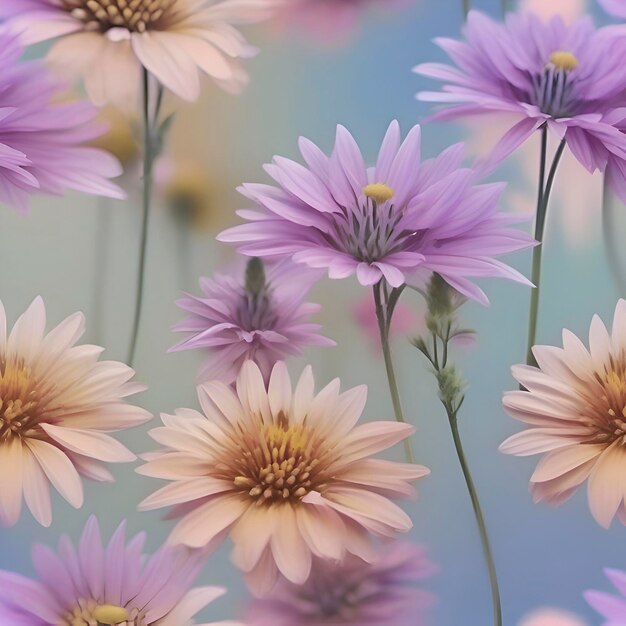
(0, 0, 623, 624)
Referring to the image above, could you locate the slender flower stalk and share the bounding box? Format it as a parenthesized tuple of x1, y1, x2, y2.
(525, 131, 567, 366)
(127, 70, 163, 366)
(373, 281, 414, 463)
(602, 174, 626, 295)
(462, 0, 470, 18)
(412, 275, 502, 626)
(448, 409, 502, 626)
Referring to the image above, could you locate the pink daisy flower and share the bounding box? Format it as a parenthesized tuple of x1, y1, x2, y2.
(246, 541, 436, 625)
(415, 11, 626, 201)
(138, 360, 429, 594)
(171, 258, 335, 384)
(0, 31, 123, 213)
(500, 299, 626, 528)
(218, 121, 534, 305)
(585, 568, 626, 625)
(0, 297, 151, 527)
(0, 515, 241, 625)
(0, 0, 277, 106)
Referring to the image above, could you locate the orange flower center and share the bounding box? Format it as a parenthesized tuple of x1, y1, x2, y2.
(0, 359, 42, 441)
(227, 413, 333, 505)
(585, 360, 626, 445)
(61, 0, 176, 33)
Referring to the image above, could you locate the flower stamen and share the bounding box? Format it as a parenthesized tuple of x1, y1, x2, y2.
(92, 604, 130, 625)
(229, 417, 328, 505)
(62, 0, 175, 33)
(548, 50, 579, 72)
(363, 183, 394, 204)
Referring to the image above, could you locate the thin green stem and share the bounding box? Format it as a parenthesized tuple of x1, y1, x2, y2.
(501, 0, 509, 16)
(126, 69, 156, 367)
(373, 282, 414, 463)
(462, 0, 470, 19)
(448, 410, 502, 626)
(525, 133, 566, 367)
(602, 174, 626, 295)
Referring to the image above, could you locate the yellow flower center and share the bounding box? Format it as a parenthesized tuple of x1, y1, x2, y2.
(61, 600, 142, 626)
(227, 414, 335, 505)
(363, 183, 395, 204)
(61, 0, 176, 33)
(548, 51, 579, 72)
(92, 605, 130, 624)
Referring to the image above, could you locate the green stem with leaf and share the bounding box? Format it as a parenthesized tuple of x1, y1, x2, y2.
(416, 323, 502, 626)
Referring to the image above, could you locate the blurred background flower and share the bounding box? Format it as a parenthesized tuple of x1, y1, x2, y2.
(246, 541, 436, 625)
(585, 567, 626, 624)
(269, 0, 411, 44)
(0, 0, 279, 106)
(518, 607, 588, 626)
(171, 258, 335, 383)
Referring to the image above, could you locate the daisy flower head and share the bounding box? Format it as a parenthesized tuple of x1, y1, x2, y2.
(0, 515, 238, 625)
(0, 30, 124, 213)
(171, 258, 335, 384)
(0, 0, 279, 106)
(138, 360, 429, 594)
(0, 297, 151, 527)
(218, 121, 535, 305)
(500, 299, 626, 528)
(246, 541, 436, 626)
(585, 568, 626, 625)
(415, 12, 626, 200)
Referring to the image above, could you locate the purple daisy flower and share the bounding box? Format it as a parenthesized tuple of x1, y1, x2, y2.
(414, 11, 626, 200)
(585, 568, 626, 624)
(0, 516, 240, 626)
(218, 121, 534, 305)
(171, 258, 335, 384)
(0, 30, 124, 213)
(246, 542, 436, 626)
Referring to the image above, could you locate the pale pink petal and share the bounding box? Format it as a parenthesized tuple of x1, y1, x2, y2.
(169, 495, 246, 548)
(41, 424, 136, 463)
(269, 504, 312, 584)
(25, 439, 83, 509)
(588, 444, 626, 528)
(0, 438, 23, 525)
(21, 446, 52, 527)
(131, 32, 200, 101)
